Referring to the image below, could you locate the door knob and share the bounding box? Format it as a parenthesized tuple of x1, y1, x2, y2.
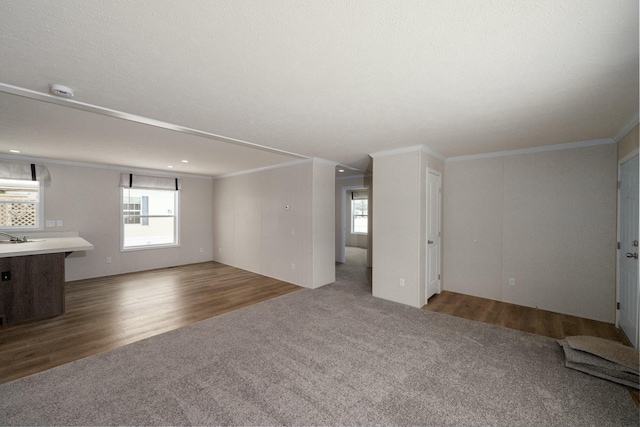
(428, 240, 434, 244)
(626, 253, 639, 259)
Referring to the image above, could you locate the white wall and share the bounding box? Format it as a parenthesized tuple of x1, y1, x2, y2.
(311, 161, 337, 287)
(212, 159, 335, 289)
(260, 164, 300, 284)
(371, 147, 444, 308)
(443, 143, 618, 322)
(441, 157, 504, 301)
(41, 162, 214, 282)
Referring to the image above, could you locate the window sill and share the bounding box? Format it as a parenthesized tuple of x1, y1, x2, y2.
(121, 243, 180, 252)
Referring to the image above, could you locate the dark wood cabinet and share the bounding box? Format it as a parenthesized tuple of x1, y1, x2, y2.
(0, 253, 65, 326)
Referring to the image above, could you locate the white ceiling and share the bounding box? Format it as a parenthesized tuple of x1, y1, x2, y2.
(0, 0, 637, 177)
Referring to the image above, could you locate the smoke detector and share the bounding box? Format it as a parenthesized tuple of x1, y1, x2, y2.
(49, 84, 74, 98)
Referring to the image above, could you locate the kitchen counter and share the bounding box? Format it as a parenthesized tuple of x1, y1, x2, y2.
(0, 236, 94, 258)
(0, 234, 93, 326)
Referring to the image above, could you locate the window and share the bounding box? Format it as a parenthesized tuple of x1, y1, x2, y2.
(123, 196, 142, 224)
(351, 199, 368, 234)
(0, 178, 42, 230)
(122, 188, 178, 250)
(123, 196, 149, 225)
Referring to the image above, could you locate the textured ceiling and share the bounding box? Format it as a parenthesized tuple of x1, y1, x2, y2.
(0, 0, 637, 176)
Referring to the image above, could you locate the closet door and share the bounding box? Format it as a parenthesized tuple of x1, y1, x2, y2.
(619, 154, 639, 348)
(426, 171, 441, 302)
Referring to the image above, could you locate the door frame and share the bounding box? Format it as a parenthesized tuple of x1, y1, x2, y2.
(424, 168, 442, 306)
(339, 185, 369, 264)
(616, 149, 639, 346)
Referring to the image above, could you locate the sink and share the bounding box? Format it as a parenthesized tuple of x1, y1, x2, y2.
(0, 239, 45, 244)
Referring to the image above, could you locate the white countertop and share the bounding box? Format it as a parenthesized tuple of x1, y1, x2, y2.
(0, 236, 94, 258)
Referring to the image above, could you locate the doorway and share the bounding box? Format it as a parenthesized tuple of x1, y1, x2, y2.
(618, 154, 639, 348)
(339, 186, 369, 265)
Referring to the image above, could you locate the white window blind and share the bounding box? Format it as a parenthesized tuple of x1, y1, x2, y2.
(119, 173, 182, 190)
(0, 160, 50, 182)
(351, 189, 368, 200)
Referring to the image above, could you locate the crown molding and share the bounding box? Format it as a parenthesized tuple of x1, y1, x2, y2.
(0, 153, 214, 180)
(370, 144, 446, 162)
(419, 145, 447, 162)
(4, 82, 635, 171)
(212, 158, 313, 179)
(618, 148, 639, 165)
(312, 157, 339, 167)
(0, 82, 309, 161)
(446, 138, 616, 162)
(369, 144, 421, 158)
(613, 112, 639, 142)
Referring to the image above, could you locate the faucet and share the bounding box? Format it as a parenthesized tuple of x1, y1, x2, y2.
(0, 232, 28, 242)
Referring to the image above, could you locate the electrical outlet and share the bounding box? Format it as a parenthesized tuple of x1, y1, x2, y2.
(508, 278, 516, 286)
(45, 220, 55, 227)
(199, 247, 204, 253)
(56, 220, 63, 227)
(106, 257, 112, 264)
(291, 263, 296, 270)
(400, 278, 405, 287)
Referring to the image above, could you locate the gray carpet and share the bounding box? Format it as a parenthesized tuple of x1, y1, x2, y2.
(0, 249, 638, 426)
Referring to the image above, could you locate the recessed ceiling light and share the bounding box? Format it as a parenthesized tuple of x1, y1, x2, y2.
(167, 165, 174, 168)
(181, 160, 189, 163)
(9, 149, 20, 153)
(338, 169, 345, 173)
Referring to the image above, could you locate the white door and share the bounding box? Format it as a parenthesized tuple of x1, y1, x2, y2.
(426, 171, 441, 302)
(619, 155, 639, 348)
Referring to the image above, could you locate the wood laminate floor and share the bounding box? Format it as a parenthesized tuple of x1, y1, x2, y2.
(0, 261, 300, 385)
(423, 290, 630, 342)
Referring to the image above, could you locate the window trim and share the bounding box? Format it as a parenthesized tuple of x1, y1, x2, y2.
(0, 178, 44, 232)
(120, 187, 180, 252)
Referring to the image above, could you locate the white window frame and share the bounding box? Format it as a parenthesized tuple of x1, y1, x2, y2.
(120, 187, 180, 251)
(0, 178, 44, 232)
(351, 198, 368, 235)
